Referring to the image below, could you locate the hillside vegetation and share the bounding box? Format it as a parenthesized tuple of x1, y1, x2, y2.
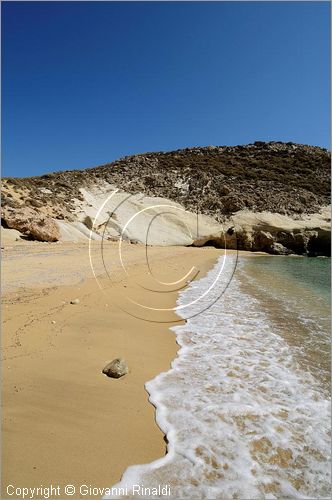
(2, 141, 330, 223)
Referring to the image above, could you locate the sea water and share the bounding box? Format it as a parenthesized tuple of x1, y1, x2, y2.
(107, 255, 330, 499)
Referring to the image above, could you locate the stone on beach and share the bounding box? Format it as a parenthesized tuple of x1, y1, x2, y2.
(2, 207, 60, 242)
(70, 298, 80, 305)
(27, 218, 60, 243)
(102, 358, 129, 379)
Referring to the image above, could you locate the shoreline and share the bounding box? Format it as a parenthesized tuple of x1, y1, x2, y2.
(2, 241, 224, 498)
(108, 251, 331, 499)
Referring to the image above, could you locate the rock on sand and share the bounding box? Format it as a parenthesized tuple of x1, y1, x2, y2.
(102, 358, 129, 379)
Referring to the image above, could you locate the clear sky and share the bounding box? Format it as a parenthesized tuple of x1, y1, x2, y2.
(2, 1, 330, 177)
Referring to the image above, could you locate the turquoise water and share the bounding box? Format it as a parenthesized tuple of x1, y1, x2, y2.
(240, 256, 331, 391)
(246, 255, 330, 304)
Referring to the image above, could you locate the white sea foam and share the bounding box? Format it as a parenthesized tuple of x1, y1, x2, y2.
(106, 255, 330, 499)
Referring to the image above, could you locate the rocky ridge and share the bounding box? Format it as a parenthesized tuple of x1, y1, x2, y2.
(2, 142, 331, 255)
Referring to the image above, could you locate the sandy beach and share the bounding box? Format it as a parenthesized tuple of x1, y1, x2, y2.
(1, 237, 223, 498)
(2, 2, 330, 497)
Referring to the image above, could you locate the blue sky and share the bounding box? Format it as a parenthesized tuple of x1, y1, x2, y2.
(2, 1, 330, 177)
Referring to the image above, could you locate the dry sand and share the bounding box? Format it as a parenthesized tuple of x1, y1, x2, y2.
(2, 239, 227, 498)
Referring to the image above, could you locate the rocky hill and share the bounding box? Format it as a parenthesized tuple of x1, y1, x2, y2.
(2, 141, 331, 255)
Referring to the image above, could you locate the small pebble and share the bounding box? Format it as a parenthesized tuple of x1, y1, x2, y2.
(51, 320, 56, 324)
(70, 298, 80, 305)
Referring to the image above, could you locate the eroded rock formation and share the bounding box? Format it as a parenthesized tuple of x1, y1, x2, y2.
(2, 142, 330, 254)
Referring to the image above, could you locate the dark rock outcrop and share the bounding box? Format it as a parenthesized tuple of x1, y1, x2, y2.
(307, 229, 331, 257)
(192, 216, 331, 256)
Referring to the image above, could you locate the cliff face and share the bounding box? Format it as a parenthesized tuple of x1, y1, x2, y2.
(1, 141, 331, 255)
